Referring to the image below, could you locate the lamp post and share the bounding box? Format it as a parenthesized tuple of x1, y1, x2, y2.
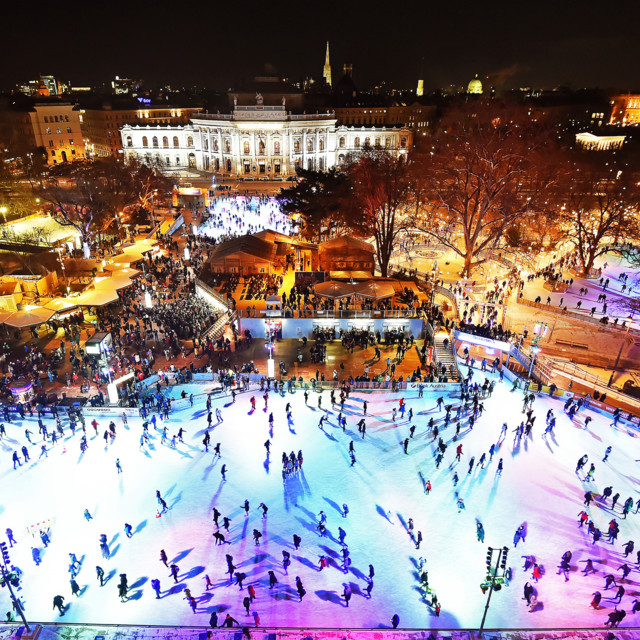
(528, 346, 541, 379)
(0, 206, 7, 224)
(0, 543, 30, 632)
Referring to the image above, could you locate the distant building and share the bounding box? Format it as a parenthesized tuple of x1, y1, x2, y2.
(609, 94, 640, 126)
(575, 132, 626, 151)
(0, 98, 85, 164)
(111, 76, 143, 96)
(81, 99, 202, 157)
(323, 42, 332, 88)
(467, 74, 483, 95)
(121, 98, 411, 177)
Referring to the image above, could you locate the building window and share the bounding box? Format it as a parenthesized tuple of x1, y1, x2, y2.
(54, 116, 59, 122)
(243, 141, 250, 154)
(258, 139, 265, 155)
(400, 137, 407, 148)
(152, 136, 158, 148)
(173, 136, 179, 148)
(365, 137, 371, 147)
(225, 139, 231, 153)
(319, 138, 324, 151)
(307, 139, 314, 152)
(339, 137, 345, 148)
(214, 139, 219, 152)
(45, 127, 51, 134)
(294, 139, 301, 153)
(56, 127, 62, 134)
(142, 136, 148, 147)
(69, 139, 74, 145)
(319, 157, 324, 170)
(354, 137, 360, 148)
(126, 136, 132, 147)
(162, 136, 168, 148)
(187, 136, 194, 147)
(65, 116, 69, 122)
(375, 137, 381, 147)
(67, 127, 72, 134)
(44, 116, 48, 123)
(385, 137, 390, 148)
(338, 154, 345, 165)
(165, 156, 170, 165)
(48, 139, 54, 147)
(273, 141, 280, 154)
(176, 156, 180, 165)
(51, 150, 56, 156)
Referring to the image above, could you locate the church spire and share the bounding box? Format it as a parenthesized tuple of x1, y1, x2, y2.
(323, 41, 332, 87)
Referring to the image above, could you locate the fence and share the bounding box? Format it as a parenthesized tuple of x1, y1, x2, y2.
(235, 308, 423, 319)
(516, 297, 640, 337)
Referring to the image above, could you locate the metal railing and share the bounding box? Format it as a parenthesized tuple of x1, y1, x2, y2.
(235, 308, 423, 319)
(517, 297, 640, 337)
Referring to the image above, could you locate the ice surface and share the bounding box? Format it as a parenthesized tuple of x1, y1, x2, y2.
(2, 371, 640, 629)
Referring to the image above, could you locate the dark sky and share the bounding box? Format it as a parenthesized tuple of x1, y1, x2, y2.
(4, 0, 640, 92)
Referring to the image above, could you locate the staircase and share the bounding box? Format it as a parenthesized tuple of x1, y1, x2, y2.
(433, 332, 459, 382)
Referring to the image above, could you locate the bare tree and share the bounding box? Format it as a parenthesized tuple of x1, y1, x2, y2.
(557, 163, 640, 275)
(417, 101, 558, 277)
(346, 151, 412, 277)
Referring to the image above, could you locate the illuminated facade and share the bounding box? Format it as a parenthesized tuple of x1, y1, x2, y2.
(575, 132, 626, 150)
(121, 100, 411, 177)
(609, 94, 640, 125)
(81, 103, 201, 157)
(467, 74, 483, 94)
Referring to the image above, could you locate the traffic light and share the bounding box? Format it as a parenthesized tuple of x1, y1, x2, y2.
(480, 582, 489, 594)
(0, 543, 10, 566)
(500, 546, 509, 571)
(486, 547, 493, 568)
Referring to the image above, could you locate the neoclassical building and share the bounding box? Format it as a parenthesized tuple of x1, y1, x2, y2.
(120, 99, 411, 178)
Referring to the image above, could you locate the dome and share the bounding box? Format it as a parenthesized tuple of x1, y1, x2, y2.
(467, 74, 483, 94)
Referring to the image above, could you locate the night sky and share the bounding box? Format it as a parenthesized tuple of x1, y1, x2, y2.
(4, 0, 640, 92)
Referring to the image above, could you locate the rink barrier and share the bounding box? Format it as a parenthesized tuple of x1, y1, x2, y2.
(4, 623, 640, 638)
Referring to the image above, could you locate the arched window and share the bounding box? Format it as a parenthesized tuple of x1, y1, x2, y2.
(243, 140, 250, 154)
(176, 156, 180, 165)
(173, 136, 179, 147)
(225, 139, 231, 153)
(294, 139, 300, 153)
(126, 136, 132, 148)
(354, 137, 360, 148)
(273, 141, 280, 155)
(162, 136, 168, 148)
(338, 154, 345, 165)
(339, 137, 345, 148)
(187, 136, 194, 147)
(258, 139, 265, 155)
(319, 138, 324, 151)
(152, 136, 158, 148)
(307, 138, 314, 152)
(204, 138, 208, 151)
(375, 137, 381, 147)
(214, 139, 219, 152)
(319, 157, 324, 170)
(364, 137, 371, 147)
(142, 136, 148, 147)
(400, 137, 407, 148)
(385, 137, 390, 149)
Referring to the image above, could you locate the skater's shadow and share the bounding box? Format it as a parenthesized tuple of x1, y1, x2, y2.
(128, 589, 143, 601)
(349, 567, 367, 581)
(167, 584, 184, 596)
(296, 556, 318, 571)
(375, 505, 393, 523)
(169, 492, 183, 509)
(104, 569, 116, 585)
(130, 577, 148, 589)
(320, 430, 337, 442)
(323, 497, 343, 516)
(110, 544, 121, 558)
(109, 533, 120, 546)
(294, 516, 318, 535)
(315, 589, 341, 604)
(172, 548, 193, 564)
(319, 545, 340, 558)
(247, 554, 269, 564)
(182, 565, 205, 579)
(263, 454, 270, 474)
(134, 520, 147, 535)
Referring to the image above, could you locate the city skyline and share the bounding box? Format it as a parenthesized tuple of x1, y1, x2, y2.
(3, 0, 640, 93)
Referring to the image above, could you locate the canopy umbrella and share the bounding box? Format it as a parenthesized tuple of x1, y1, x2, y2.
(314, 281, 358, 299)
(42, 298, 79, 313)
(0, 310, 13, 324)
(354, 280, 396, 300)
(3, 306, 55, 327)
(72, 288, 120, 307)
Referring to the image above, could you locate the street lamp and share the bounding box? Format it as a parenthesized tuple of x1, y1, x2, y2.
(0, 206, 7, 223)
(528, 345, 541, 378)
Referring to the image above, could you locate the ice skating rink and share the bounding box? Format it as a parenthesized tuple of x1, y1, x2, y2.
(3, 373, 640, 629)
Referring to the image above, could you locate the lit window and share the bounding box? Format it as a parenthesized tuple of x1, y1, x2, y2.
(187, 136, 194, 147)
(48, 140, 54, 147)
(152, 136, 158, 147)
(354, 137, 360, 148)
(67, 127, 72, 133)
(162, 136, 168, 148)
(142, 136, 148, 147)
(243, 141, 250, 154)
(173, 136, 179, 147)
(126, 136, 132, 147)
(56, 127, 62, 134)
